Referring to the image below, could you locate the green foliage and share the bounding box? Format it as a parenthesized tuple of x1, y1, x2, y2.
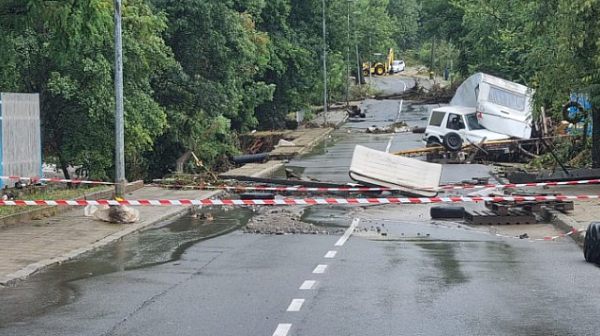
(0, 0, 172, 181)
(388, 0, 420, 49)
(527, 139, 591, 169)
(446, 0, 600, 166)
(0, 0, 431, 180)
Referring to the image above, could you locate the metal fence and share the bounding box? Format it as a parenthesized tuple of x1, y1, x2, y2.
(0, 93, 41, 187)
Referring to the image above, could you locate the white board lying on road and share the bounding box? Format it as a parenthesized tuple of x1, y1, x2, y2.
(349, 145, 442, 197)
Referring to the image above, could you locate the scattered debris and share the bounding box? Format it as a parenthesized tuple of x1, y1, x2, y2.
(506, 168, 600, 184)
(347, 105, 365, 118)
(465, 208, 536, 225)
(242, 207, 345, 235)
(192, 212, 213, 221)
(231, 153, 269, 165)
(464, 197, 574, 225)
(84, 204, 139, 224)
(276, 139, 296, 147)
(430, 206, 465, 219)
(366, 121, 409, 134)
(239, 192, 275, 200)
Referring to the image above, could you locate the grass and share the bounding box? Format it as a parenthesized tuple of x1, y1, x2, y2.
(0, 185, 111, 217)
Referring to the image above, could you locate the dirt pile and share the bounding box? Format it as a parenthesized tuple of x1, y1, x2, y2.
(242, 206, 345, 235)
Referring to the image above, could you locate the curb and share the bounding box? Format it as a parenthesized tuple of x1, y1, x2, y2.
(0, 190, 221, 288)
(541, 206, 585, 246)
(297, 127, 335, 157)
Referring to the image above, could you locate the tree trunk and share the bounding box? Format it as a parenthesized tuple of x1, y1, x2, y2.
(176, 150, 192, 174)
(593, 108, 600, 168)
(58, 153, 73, 188)
(59, 157, 70, 180)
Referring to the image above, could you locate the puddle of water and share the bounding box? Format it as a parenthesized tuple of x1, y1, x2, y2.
(301, 206, 356, 228)
(416, 241, 469, 286)
(0, 207, 252, 326)
(296, 134, 341, 159)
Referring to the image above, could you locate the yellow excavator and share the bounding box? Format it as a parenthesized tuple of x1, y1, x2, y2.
(362, 48, 394, 76)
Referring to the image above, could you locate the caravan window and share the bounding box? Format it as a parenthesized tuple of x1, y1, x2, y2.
(429, 111, 445, 126)
(488, 86, 526, 111)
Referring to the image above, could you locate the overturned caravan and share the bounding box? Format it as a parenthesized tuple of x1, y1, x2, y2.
(450, 73, 534, 139)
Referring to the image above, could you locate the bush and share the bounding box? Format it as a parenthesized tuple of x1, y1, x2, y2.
(527, 138, 591, 169)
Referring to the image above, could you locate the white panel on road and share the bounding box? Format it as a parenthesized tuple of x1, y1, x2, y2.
(287, 299, 305, 312)
(349, 145, 442, 197)
(324, 251, 337, 258)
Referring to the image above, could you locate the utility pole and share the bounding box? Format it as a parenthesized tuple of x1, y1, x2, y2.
(368, 36, 372, 82)
(114, 0, 126, 198)
(353, 12, 361, 86)
(346, 0, 351, 106)
(322, 0, 328, 125)
(429, 35, 436, 79)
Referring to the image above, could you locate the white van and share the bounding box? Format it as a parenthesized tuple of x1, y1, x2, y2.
(391, 60, 405, 73)
(423, 106, 510, 150)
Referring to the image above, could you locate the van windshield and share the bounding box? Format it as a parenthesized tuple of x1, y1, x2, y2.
(466, 113, 485, 130)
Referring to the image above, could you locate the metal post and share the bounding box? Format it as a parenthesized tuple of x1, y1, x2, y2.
(368, 37, 372, 83)
(430, 35, 435, 75)
(114, 0, 126, 198)
(353, 14, 361, 85)
(322, 0, 328, 125)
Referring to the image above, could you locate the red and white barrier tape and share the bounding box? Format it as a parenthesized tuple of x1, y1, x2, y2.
(534, 228, 583, 241)
(1, 195, 599, 206)
(147, 184, 393, 192)
(436, 179, 600, 190)
(494, 228, 584, 242)
(3, 174, 600, 191)
(0, 175, 115, 185)
(148, 179, 600, 192)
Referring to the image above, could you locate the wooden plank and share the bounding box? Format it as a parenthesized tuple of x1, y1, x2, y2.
(465, 208, 536, 225)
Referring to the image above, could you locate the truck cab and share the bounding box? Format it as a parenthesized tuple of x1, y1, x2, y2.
(423, 106, 510, 148)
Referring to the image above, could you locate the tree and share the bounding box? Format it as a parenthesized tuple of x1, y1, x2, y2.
(388, 0, 420, 50)
(147, 0, 274, 175)
(0, 0, 172, 181)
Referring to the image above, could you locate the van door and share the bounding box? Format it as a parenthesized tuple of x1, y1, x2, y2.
(446, 113, 467, 141)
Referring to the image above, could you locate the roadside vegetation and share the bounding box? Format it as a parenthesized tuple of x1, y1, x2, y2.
(0, 186, 110, 217)
(0, 0, 598, 184)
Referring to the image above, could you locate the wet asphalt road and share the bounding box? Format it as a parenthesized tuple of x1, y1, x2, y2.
(2, 211, 600, 336)
(2, 77, 600, 335)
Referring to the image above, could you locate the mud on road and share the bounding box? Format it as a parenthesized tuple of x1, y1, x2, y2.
(241, 206, 347, 235)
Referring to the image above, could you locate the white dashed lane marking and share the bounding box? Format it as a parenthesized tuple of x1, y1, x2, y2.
(287, 299, 305, 312)
(300, 280, 316, 290)
(272, 323, 292, 336)
(335, 218, 360, 246)
(273, 219, 359, 335)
